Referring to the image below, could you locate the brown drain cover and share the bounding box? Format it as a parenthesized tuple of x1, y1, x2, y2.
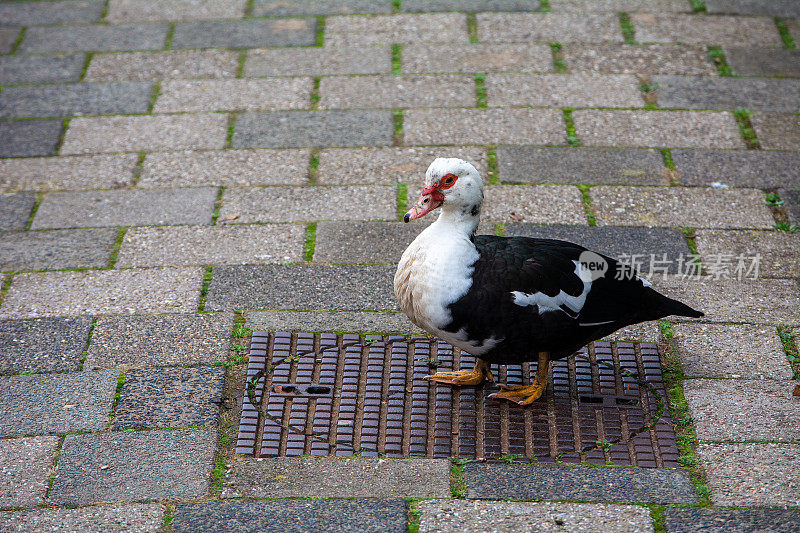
(236, 332, 679, 467)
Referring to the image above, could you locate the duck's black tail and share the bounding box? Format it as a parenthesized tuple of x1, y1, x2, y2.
(652, 292, 704, 319)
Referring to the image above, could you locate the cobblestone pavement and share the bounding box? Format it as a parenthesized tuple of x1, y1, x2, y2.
(1, 0, 799, 531)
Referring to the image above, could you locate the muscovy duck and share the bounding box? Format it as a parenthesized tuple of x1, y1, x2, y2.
(394, 158, 703, 405)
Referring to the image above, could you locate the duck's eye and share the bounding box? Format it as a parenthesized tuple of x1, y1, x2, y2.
(440, 173, 457, 189)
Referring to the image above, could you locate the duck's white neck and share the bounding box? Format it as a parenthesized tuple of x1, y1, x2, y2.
(433, 201, 482, 237)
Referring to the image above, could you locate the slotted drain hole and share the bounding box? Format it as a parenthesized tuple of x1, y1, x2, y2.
(236, 332, 679, 467)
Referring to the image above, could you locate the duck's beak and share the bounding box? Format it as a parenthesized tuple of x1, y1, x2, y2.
(404, 185, 444, 222)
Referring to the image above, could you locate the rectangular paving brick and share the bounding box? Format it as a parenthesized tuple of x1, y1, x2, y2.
(482, 184, 587, 224)
(317, 146, 487, 185)
(154, 78, 312, 113)
(175, 499, 407, 533)
(0, 54, 85, 85)
(784, 189, 800, 225)
(246, 310, 423, 333)
(84, 313, 232, 369)
(0, 267, 204, 319)
(664, 508, 800, 533)
(139, 149, 309, 188)
(31, 187, 217, 229)
(0, 29, 20, 54)
(325, 13, 468, 46)
(171, 19, 316, 49)
(694, 229, 800, 278)
(233, 110, 394, 149)
(631, 14, 782, 47)
(572, 110, 745, 148)
(674, 323, 793, 379)
(725, 47, 800, 78)
(117, 224, 306, 267)
(61, 113, 228, 154)
(106, 0, 246, 22)
(49, 428, 216, 505)
(85, 50, 239, 81)
(0, 0, 104, 25)
(319, 74, 475, 109)
(477, 13, 624, 43)
(0, 192, 35, 231)
(563, 44, 717, 75)
(222, 457, 450, 498)
(0, 120, 63, 158)
(750, 112, 800, 150)
(551, 0, 690, 11)
(673, 149, 800, 188)
(19, 23, 168, 54)
(205, 264, 398, 311)
(0, 81, 154, 119)
(498, 146, 667, 185)
(314, 221, 426, 263)
(0, 154, 138, 192)
(654, 75, 800, 112)
(404, 0, 541, 10)
(487, 73, 643, 108)
(0, 436, 59, 509)
(220, 185, 396, 223)
(405, 108, 566, 145)
(0, 316, 93, 375)
(245, 46, 391, 76)
(0, 370, 117, 437)
(465, 463, 697, 504)
(0, 228, 117, 271)
(0, 505, 165, 533)
(706, 0, 800, 17)
(403, 43, 553, 73)
(698, 443, 800, 507)
(591, 186, 774, 229)
(254, 0, 393, 15)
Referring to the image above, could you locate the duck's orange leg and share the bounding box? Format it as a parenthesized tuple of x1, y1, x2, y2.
(489, 351, 550, 406)
(425, 358, 493, 386)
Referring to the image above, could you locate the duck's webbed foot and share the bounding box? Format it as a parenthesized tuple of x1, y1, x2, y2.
(425, 359, 493, 386)
(489, 351, 550, 406)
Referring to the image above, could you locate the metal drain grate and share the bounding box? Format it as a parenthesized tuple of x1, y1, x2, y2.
(236, 332, 679, 467)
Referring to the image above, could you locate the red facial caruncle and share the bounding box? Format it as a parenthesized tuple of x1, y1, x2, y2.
(403, 173, 458, 222)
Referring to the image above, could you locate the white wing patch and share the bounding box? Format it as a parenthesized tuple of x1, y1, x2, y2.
(510, 260, 593, 317)
(638, 276, 652, 287)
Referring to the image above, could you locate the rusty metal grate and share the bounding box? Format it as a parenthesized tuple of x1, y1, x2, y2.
(236, 332, 679, 467)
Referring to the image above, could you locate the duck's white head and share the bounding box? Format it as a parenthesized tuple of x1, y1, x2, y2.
(403, 158, 484, 223)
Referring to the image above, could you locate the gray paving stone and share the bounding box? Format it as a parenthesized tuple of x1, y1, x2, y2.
(551, 0, 689, 11)
(601, 321, 660, 343)
(61, 113, 228, 154)
(0, 267, 204, 319)
(222, 457, 450, 498)
(220, 185, 396, 223)
(49, 428, 216, 505)
(750, 112, 800, 150)
(32, 187, 217, 229)
(487, 73, 643, 108)
(465, 463, 698, 504)
(171, 19, 316, 49)
(403, 43, 553, 74)
(85, 50, 239, 81)
(0, 192, 34, 231)
(106, 0, 246, 22)
(477, 13, 624, 43)
(205, 264, 398, 311)
(0, 370, 117, 437)
(631, 14, 782, 47)
(483, 185, 587, 224)
(84, 313, 232, 369)
(697, 443, 800, 507)
(673, 149, 800, 188)
(674, 323, 793, 380)
(0, 227, 117, 271)
(19, 23, 168, 54)
(0, 119, 62, 157)
(405, 108, 566, 146)
(325, 13, 468, 46)
(563, 44, 717, 75)
(233, 110, 394, 149)
(684, 379, 800, 441)
(0, 29, 20, 55)
(664, 507, 800, 533)
(0, 316, 93, 374)
(784, 188, 800, 225)
(139, 149, 309, 188)
(505, 224, 690, 274)
(0, 436, 59, 509)
(254, 0, 392, 15)
(725, 47, 800, 78)
(315, 221, 426, 263)
(0, 154, 138, 192)
(317, 146, 486, 185)
(0, 504, 165, 533)
(498, 146, 667, 185)
(0, 0, 104, 26)
(117, 224, 306, 267)
(246, 310, 423, 333)
(319, 74, 475, 109)
(403, 0, 541, 11)
(591, 186, 775, 229)
(175, 499, 407, 533)
(694, 229, 800, 278)
(706, 0, 800, 17)
(245, 46, 391, 76)
(653, 75, 800, 112)
(154, 78, 312, 113)
(418, 500, 654, 533)
(114, 366, 225, 430)
(0, 81, 154, 119)
(0, 54, 85, 85)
